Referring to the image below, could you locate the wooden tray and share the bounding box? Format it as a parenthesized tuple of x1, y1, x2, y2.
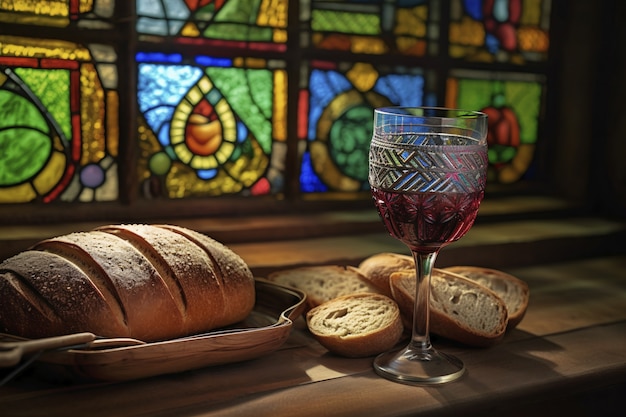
(12, 279, 306, 382)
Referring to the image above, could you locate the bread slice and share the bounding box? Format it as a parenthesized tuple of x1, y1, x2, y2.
(443, 266, 529, 329)
(358, 252, 414, 297)
(266, 265, 382, 309)
(306, 293, 404, 358)
(390, 269, 508, 347)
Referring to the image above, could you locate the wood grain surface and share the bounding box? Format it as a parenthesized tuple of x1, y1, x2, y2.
(1, 255, 625, 417)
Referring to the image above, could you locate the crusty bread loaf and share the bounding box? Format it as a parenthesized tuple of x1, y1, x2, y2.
(443, 266, 529, 329)
(306, 293, 403, 358)
(390, 269, 508, 347)
(358, 252, 414, 297)
(266, 265, 382, 309)
(0, 224, 255, 342)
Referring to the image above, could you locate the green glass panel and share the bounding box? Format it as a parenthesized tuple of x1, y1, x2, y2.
(15, 68, 72, 141)
(311, 10, 381, 35)
(449, 70, 544, 184)
(206, 67, 273, 153)
(0, 90, 51, 186)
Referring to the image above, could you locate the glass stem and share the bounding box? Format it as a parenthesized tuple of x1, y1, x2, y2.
(409, 250, 438, 353)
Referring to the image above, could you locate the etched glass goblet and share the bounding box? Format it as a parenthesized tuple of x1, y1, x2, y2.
(369, 107, 488, 385)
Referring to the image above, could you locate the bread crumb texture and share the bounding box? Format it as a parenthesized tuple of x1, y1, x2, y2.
(431, 277, 504, 333)
(307, 295, 398, 338)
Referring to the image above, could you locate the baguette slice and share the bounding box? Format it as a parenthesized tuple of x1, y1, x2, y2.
(306, 293, 403, 358)
(443, 266, 529, 329)
(266, 265, 382, 309)
(358, 252, 414, 297)
(390, 269, 508, 347)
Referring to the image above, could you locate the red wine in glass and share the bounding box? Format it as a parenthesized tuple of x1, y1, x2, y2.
(371, 188, 484, 253)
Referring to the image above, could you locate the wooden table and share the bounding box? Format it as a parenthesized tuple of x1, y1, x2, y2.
(1, 254, 625, 417)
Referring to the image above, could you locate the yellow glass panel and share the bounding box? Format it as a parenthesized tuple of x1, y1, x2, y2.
(197, 76, 212, 93)
(186, 85, 204, 104)
(450, 18, 484, 47)
(238, 57, 266, 69)
(0, 183, 36, 203)
(79, 0, 94, 13)
(227, 140, 268, 187)
(273, 69, 287, 141)
(181, 22, 201, 37)
(273, 29, 287, 43)
(520, 0, 543, 25)
(137, 119, 160, 182)
(81, 63, 106, 164)
(394, 6, 427, 37)
(0, 36, 91, 61)
(174, 143, 193, 164)
(258, 0, 288, 28)
(0, 12, 67, 26)
(1, 0, 68, 15)
(106, 91, 119, 157)
(190, 154, 218, 170)
(0, 0, 94, 25)
(351, 37, 387, 54)
(33, 150, 65, 195)
(215, 142, 235, 164)
(518, 27, 549, 52)
(346, 63, 378, 92)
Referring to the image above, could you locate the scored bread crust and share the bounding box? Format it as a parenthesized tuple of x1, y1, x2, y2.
(266, 265, 382, 310)
(155, 224, 256, 325)
(0, 224, 255, 342)
(358, 252, 414, 297)
(443, 266, 529, 329)
(390, 269, 508, 347)
(306, 293, 404, 358)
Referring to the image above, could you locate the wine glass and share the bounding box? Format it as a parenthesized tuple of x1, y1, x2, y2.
(369, 107, 488, 385)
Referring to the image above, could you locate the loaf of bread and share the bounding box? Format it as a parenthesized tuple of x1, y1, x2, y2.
(266, 265, 382, 310)
(306, 293, 403, 358)
(0, 224, 255, 342)
(443, 266, 529, 329)
(390, 269, 508, 347)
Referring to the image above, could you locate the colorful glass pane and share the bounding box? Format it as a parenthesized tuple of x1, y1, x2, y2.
(446, 69, 544, 183)
(304, 0, 431, 56)
(300, 61, 431, 193)
(0, 36, 119, 203)
(136, 0, 288, 51)
(449, 0, 552, 63)
(0, 0, 114, 28)
(136, 53, 286, 198)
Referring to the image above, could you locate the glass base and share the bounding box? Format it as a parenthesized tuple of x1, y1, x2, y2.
(373, 345, 465, 385)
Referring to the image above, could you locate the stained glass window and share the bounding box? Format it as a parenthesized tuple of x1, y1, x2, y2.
(0, 0, 553, 208)
(0, 36, 119, 203)
(136, 53, 286, 198)
(299, 61, 430, 193)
